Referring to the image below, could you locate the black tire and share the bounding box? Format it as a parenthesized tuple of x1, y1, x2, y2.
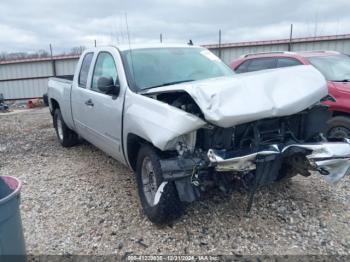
(43, 93, 49, 106)
(53, 109, 79, 147)
(135, 145, 183, 224)
(326, 116, 350, 139)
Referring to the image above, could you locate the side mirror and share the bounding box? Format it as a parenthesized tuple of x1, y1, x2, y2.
(97, 76, 120, 97)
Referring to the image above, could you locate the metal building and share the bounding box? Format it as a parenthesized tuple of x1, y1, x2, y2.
(0, 55, 79, 100)
(205, 34, 350, 65)
(1, 34, 350, 100)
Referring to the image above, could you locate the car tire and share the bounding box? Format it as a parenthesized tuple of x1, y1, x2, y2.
(53, 109, 79, 147)
(43, 93, 49, 106)
(135, 145, 183, 224)
(326, 116, 350, 139)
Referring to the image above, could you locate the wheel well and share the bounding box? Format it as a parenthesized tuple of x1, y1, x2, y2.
(332, 111, 350, 118)
(126, 134, 177, 171)
(50, 99, 60, 116)
(126, 134, 150, 171)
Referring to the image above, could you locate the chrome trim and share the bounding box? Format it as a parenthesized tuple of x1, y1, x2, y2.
(208, 140, 350, 184)
(207, 145, 280, 172)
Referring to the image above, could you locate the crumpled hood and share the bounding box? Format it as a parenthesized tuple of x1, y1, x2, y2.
(144, 65, 328, 128)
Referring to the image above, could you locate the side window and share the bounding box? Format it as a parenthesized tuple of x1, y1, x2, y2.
(247, 58, 277, 72)
(235, 60, 251, 73)
(78, 53, 93, 88)
(277, 58, 302, 68)
(91, 52, 119, 94)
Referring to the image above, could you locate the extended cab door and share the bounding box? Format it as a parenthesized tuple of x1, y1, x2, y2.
(71, 48, 125, 163)
(71, 52, 95, 140)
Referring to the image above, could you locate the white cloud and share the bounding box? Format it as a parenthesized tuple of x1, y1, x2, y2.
(0, 0, 349, 53)
(0, 24, 37, 44)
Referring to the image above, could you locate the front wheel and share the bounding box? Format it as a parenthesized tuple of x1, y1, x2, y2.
(135, 145, 183, 224)
(326, 116, 350, 140)
(53, 109, 79, 147)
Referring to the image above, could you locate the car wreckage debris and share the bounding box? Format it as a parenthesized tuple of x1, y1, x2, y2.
(153, 105, 350, 211)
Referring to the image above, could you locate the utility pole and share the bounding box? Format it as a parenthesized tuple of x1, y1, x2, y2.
(218, 29, 222, 59)
(160, 33, 163, 43)
(49, 44, 56, 77)
(49, 44, 53, 59)
(288, 24, 293, 51)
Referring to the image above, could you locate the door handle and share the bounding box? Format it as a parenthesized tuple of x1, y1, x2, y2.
(85, 99, 94, 107)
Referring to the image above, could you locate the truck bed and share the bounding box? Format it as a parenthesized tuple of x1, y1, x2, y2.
(50, 75, 74, 83)
(48, 75, 75, 130)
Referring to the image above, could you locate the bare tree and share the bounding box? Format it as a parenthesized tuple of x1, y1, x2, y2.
(0, 46, 86, 62)
(69, 46, 86, 55)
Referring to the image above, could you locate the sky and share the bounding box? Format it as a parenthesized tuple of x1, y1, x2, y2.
(0, 0, 350, 54)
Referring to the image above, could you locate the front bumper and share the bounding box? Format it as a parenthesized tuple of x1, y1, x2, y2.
(207, 139, 350, 184)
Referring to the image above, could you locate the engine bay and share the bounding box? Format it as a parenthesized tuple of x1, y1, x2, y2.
(147, 90, 350, 208)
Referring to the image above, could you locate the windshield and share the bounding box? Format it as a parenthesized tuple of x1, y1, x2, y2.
(308, 55, 350, 81)
(122, 47, 234, 90)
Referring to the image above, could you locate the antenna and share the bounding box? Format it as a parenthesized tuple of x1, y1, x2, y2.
(125, 12, 136, 80)
(288, 24, 293, 51)
(218, 29, 222, 58)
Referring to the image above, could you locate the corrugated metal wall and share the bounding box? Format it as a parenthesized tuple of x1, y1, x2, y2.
(0, 61, 52, 80)
(0, 58, 78, 100)
(1, 79, 49, 99)
(1, 35, 350, 100)
(209, 38, 350, 65)
(55, 59, 78, 75)
(292, 39, 350, 52)
(210, 44, 288, 64)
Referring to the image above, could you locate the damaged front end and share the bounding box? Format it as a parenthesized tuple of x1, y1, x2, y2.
(129, 66, 350, 209)
(208, 141, 350, 183)
(154, 105, 350, 209)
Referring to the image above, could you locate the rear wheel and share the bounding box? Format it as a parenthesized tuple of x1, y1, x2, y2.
(326, 116, 350, 139)
(135, 145, 183, 224)
(53, 109, 79, 147)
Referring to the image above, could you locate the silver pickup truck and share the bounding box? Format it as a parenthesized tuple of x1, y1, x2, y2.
(48, 44, 350, 224)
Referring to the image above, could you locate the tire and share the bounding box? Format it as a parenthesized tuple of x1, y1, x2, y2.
(326, 116, 350, 139)
(53, 109, 79, 147)
(43, 93, 49, 106)
(135, 145, 183, 224)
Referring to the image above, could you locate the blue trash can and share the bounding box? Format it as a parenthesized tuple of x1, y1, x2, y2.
(0, 176, 26, 260)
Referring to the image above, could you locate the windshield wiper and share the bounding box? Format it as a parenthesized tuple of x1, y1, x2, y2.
(142, 79, 195, 91)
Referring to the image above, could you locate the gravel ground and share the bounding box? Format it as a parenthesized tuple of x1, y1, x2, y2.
(0, 107, 349, 256)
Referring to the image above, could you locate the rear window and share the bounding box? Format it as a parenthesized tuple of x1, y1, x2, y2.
(247, 58, 276, 72)
(235, 60, 250, 73)
(78, 53, 94, 88)
(277, 58, 302, 68)
(235, 57, 303, 74)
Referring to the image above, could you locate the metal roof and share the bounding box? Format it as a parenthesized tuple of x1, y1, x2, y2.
(0, 44, 200, 65)
(1, 34, 350, 65)
(0, 54, 80, 65)
(238, 50, 343, 59)
(203, 34, 350, 49)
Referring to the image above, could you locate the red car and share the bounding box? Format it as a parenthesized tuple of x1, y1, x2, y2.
(231, 51, 350, 138)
